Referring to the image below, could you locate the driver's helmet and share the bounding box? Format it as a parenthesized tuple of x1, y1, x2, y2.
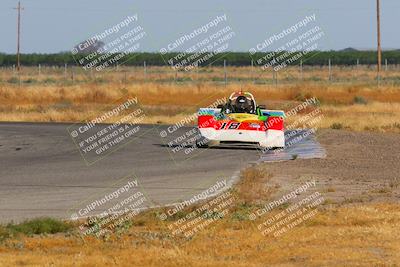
(233, 95, 253, 113)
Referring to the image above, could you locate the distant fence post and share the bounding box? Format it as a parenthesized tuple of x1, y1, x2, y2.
(38, 64, 41, 76)
(300, 59, 303, 80)
(328, 59, 332, 81)
(251, 59, 255, 84)
(272, 69, 275, 85)
(224, 59, 227, 86)
(272, 68, 278, 86)
(357, 59, 360, 68)
(196, 62, 199, 82)
(170, 60, 177, 83)
(64, 63, 67, 79)
(174, 68, 177, 84)
(143, 61, 147, 81)
(385, 59, 388, 71)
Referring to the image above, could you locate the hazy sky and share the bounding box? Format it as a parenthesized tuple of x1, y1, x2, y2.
(0, 0, 399, 53)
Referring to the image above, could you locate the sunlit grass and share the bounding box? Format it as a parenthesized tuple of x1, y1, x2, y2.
(1, 66, 400, 132)
(0, 166, 399, 266)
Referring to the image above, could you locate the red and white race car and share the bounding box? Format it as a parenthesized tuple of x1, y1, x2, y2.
(197, 91, 285, 148)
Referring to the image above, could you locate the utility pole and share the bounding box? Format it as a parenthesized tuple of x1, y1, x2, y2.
(376, 0, 382, 80)
(14, 1, 24, 72)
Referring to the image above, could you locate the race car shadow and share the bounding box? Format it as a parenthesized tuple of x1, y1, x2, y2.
(155, 143, 261, 151)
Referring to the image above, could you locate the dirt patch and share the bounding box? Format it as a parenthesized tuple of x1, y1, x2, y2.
(263, 129, 400, 204)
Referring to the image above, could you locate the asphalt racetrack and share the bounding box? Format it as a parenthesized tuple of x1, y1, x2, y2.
(0, 122, 325, 223)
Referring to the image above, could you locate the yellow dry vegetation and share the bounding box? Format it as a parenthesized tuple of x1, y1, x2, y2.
(0, 204, 399, 266)
(1, 165, 399, 266)
(1, 73, 400, 132)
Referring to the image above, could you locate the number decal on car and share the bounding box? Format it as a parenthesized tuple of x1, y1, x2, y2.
(220, 122, 241, 130)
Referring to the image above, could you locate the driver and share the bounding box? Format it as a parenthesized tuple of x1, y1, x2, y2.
(232, 95, 253, 113)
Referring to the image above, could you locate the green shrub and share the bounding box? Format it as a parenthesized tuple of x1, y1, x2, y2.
(94, 77, 107, 83)
(43, 78, 56, 83)
(52, 100, 73, 110)
(175, 77, 192, 82)
(231, 203, 253, 221)
(23, 78, 37, 84)
(7, 217, 72, 236)
(7, 77, 19, 83)
(294, 92, 313, 102)
(0, 226, 10, 242)
(331, 123, 343, 130)
(353, 96, 368, 105)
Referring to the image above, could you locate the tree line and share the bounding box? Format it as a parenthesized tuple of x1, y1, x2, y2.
(0, 50, 399, 67)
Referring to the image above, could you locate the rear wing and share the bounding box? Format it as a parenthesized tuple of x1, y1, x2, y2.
(198, 108, 285, 118)
(198, 108, 220, 116)
(259, 109, 285, 118)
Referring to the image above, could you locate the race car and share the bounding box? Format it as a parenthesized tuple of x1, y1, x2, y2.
(197, 91, 285, 148)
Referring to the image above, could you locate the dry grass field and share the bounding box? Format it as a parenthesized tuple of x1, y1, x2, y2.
(1, 66, 399, 266)
(1, 65, 400, 132)
(0, 164, 399, 266)
(0, 205, 399, 266)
